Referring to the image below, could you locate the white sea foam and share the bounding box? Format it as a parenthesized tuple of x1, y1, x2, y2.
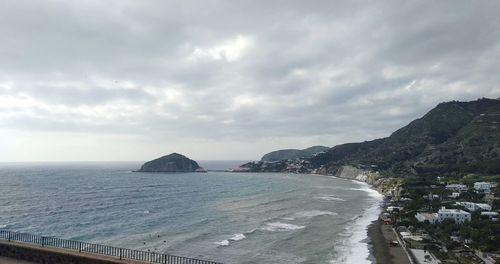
(215, 239, 230, 246)
(229, 233, 246, 241)
(0, 224, 7, 228)
(214, 233, 247, 246)
(313, 194, 346, 202)
(280, 217, 295, 221)
(293, 210, 337, 218)
(331, 182, 383, 264)
(260, 222, 305, 232)
(143, 210, 150, 214)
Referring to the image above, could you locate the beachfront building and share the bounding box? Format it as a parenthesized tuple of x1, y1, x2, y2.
(415, 212, 438, 224)
(437, 207, 471, 224)
(474, 182, 496, 193)
(445, 184, 468, 192)
(456, 202, 492, 212)
(387, 206, 403, 212)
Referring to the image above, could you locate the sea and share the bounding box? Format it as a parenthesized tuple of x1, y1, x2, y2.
(0, 161, 383, 264)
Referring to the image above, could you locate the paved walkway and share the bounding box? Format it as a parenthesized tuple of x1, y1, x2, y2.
(0, 256, 36, 264)
(0, 240, 149, 264)
(411, 249, 440, 264)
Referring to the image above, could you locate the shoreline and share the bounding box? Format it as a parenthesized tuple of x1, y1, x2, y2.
(324, 174, 409, 264)
(366, 203, 395, 264)
(365, 200, 412, 264)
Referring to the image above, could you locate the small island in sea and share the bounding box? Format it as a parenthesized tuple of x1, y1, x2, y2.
(137, 153, 206, 173)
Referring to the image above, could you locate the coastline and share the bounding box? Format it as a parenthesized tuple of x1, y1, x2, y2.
(367, 204, 395, 264)
(324, 178, 384, 264)
(324, 173, 409, 264)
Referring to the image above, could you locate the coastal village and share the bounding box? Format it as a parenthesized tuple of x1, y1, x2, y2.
(238, 158, 500, 264)
(382, 177, 499, 264)
(236, 99, 500, 264)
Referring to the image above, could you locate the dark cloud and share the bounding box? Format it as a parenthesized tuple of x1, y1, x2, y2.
(1, 0, 499, 160)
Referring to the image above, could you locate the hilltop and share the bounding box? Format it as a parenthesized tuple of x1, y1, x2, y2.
(241, 98, 500, 179)
(260, 146, 329, 162)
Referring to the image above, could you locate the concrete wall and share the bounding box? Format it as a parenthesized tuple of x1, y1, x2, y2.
(0, 241, 128, 264)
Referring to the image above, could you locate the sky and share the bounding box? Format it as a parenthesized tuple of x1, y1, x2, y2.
(1, 0, 499, 162)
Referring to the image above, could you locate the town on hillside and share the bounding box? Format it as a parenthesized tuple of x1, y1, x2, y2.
(380, 176, 499, 264)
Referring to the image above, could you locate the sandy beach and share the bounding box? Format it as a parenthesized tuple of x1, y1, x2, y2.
(367, 211, 412, 264)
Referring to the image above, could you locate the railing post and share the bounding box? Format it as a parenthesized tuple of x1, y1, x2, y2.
(79, 242, 82, 252)
(41, 236, 45, 247)
(8, 232, 11, 242)
(119, 248, 122, 260)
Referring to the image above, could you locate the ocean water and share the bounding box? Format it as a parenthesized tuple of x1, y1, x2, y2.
(0, 161, 382, 264)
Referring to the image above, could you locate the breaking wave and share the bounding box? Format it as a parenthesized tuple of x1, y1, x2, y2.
(259, 222, 305, 232)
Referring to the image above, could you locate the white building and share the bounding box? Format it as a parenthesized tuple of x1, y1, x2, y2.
(481, 212, 498, 220)
(387, 206, 403, 212)
(415, 212, 438, 224)
(449, 192, 461, 199)
(456, 202, 492, 212)
(437, 207, 471, 224)
(446, 184, 468, 192)
(474, 182, 496, 193)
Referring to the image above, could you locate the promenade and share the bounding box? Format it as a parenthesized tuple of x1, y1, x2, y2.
(0, 256, 36, 264)
(0, 240, 148, 264)
(0, 230, 221, 264)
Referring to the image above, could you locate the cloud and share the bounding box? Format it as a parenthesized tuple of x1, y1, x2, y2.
(189, 35, 254, 62)
(0, 0, 499, 161)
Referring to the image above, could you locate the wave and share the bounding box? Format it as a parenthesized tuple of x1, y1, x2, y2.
(214, 239, 230, 246)
(293, 210, 337, 218)
(214, 233, 247, 247)
(259, 222, 305, 232)
(0, 221, 11, 229)
(230, 233, 246, 241)
(331, 184, 383, 264)
(313, 194, 346, 202)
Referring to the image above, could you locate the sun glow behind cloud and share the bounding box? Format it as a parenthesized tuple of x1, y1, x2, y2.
(0, 0, 499, 161)
(190, 35, 253, 62)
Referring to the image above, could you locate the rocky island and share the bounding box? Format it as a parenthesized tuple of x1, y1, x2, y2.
(137, 153, 202, 172)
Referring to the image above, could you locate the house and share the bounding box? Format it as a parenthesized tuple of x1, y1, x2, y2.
(456, 202, 492, 212)
(387, 206, 403, 212)
(437, 207, 471, 224)
(403, 236, 426, 249)
(474, 182, 496, 193)
(415, 212, 438, 224)
(481, 211, 498, 220)
(445, 184, 468, 192)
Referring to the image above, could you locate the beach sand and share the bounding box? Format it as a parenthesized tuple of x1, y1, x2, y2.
(368, 216, 412, 264)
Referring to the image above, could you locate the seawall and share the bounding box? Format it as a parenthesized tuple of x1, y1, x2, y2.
(0, 240, 144, 264)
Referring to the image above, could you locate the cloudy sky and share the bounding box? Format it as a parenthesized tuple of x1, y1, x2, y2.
(1, 0, 499, 162)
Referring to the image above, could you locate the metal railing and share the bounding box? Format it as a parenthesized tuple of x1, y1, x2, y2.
(0, 229, 222, 264)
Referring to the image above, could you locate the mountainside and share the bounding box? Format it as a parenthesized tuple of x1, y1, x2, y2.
(137, 153, 200, 172)
(242, 98, 500, 178)
(261, 146, 329, 162)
